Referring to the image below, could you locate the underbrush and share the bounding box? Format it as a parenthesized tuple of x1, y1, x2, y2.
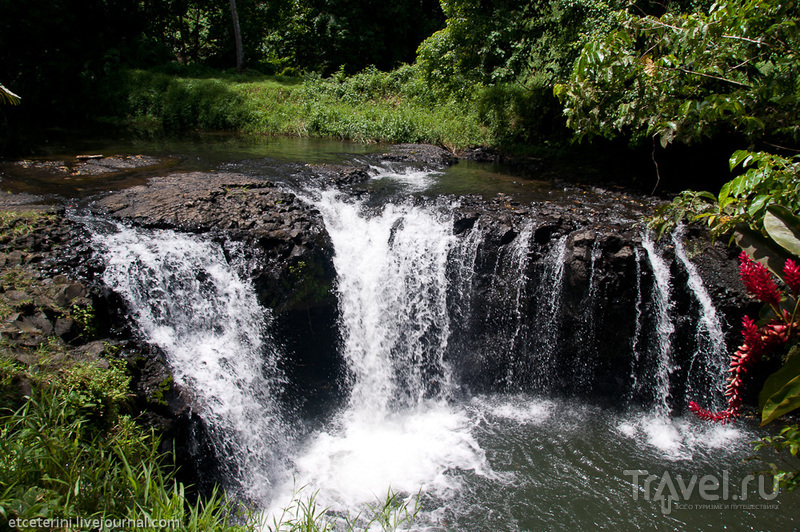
(0, 345, 256, 531)
(100, 66, 491, 150)
(0, 351, 421, 531)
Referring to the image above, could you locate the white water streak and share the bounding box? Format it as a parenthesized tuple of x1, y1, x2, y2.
(629, 248, 644, 396)
(642, 232, 676, 417)
(95, 223, 286, 502)
(311, 190, 456, 415)
(671, 227, 727, 403)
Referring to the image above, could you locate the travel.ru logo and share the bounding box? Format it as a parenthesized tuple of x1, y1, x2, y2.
(624, 470, 779, 515)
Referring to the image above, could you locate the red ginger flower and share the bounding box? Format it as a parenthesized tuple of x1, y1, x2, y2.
(783, 259, 800, 295)
(739, 251, 782, 306)
(689, 317, 790, 424)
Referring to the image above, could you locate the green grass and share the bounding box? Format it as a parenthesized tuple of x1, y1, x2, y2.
(0, 345, 421, 531)
(0, 210, 57, 243)
(102, 67, 490, 150)
(0, 346, 258, 531)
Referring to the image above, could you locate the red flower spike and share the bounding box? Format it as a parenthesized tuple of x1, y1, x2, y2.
(741, 316, 761, 349)
(739, 252, 782, 306)
(688, 402, 735, 423)
(783, 259, 800, 295)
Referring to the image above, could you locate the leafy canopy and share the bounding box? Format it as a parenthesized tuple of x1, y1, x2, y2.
(555, 0, 800, 147)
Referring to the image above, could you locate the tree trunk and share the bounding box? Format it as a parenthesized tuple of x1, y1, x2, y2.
(229, 0, 244, 72)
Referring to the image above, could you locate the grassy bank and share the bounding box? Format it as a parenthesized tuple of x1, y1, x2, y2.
(100, 66, 493, 151)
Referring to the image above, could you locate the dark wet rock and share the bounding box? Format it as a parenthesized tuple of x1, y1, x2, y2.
(71, 155, 162, 175)
(8, 155, 166, 177)
(453, 213, 479, 235)
(54, 316, 77, 338)
(380, 143, 457, 167)
(13, 160, 70, 174)
(456, 146, 503, 164)
(94, 172, 335, 313)
(0, 192, 49, 207)
(445, 191, 750, 409)
(305, 163, 371, 187)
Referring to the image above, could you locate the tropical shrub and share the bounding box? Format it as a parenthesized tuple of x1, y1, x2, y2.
(555, 0, 800, 147)
(688, 207, 800, 490)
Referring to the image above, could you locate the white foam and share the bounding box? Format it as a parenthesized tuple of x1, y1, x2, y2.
(617, 413, 747, 461)
(95, 224, 286, 502)
(267, 403, 488, 520)
(478, 396, 556, 425)
(369, 164, 442, 192)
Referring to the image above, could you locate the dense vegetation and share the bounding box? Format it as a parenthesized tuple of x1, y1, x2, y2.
(2, 0, 800, 521)
(1, 0, 712, 155)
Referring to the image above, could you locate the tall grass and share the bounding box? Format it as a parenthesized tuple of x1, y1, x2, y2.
(266, 487, 420, 532)
(0, 351, 258, 531)
(102, 66, 490, 150)
(0, 345, 420, 531)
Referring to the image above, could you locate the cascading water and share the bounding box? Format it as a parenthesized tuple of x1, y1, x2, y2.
(269, 190, 490, 513)
(628, 247, 645, 399)
(503, 221, 534, 388)
(528, 234, 568, 390)
(671, 226, 727, 407)
(312, 189, 457, 412)
(92, 222, 289, 502)
(641, 232, 677, 417)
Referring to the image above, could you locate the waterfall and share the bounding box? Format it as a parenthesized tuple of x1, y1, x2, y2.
(641, 232, 676, 416)
(671, 226, 727, 407)
(86, 177, 739, 513)
(273, 191, 488, 511)
(575, 238, 602, 389)
(529, 235, 568, 390)
(92, 222, 288, 502)
(310, 190, 457, 414)
(504, 221, 534, 387)
(629, 247, 644, 398)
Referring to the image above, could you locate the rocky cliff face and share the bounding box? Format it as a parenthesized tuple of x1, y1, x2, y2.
(75, 144, 753, 413)
(0, 144, 755, 489)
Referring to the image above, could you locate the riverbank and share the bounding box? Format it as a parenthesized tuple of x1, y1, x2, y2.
(97, 67, 491, 152)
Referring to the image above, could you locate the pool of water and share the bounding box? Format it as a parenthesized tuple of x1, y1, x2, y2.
(0, 132, 572, 206)
(269, 394, 798, 531)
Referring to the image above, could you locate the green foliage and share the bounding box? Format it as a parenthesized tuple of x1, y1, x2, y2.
(556, 0, 800, 146)
(267, 488, 420, 532)
(0, 390, 258, 530)
(0, 351, 259, 531)
(418, 0, 620, 92)
(111, 70, 254, 131)
(752, 424, 800, 491)
(108, 67, 488, 149)
(69, 302, 98, 340)
(264, 0, 444, 75)
(760, 347, 800, 425)
(650, 151, 800, 238)
(416, 0, 625, 145)
(765, 205, 800, 258)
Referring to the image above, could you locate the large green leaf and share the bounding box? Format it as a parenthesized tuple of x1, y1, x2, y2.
(760, 347, 800, 425)
(734, 223, 792, 277)
(764, 205, 800, 258)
